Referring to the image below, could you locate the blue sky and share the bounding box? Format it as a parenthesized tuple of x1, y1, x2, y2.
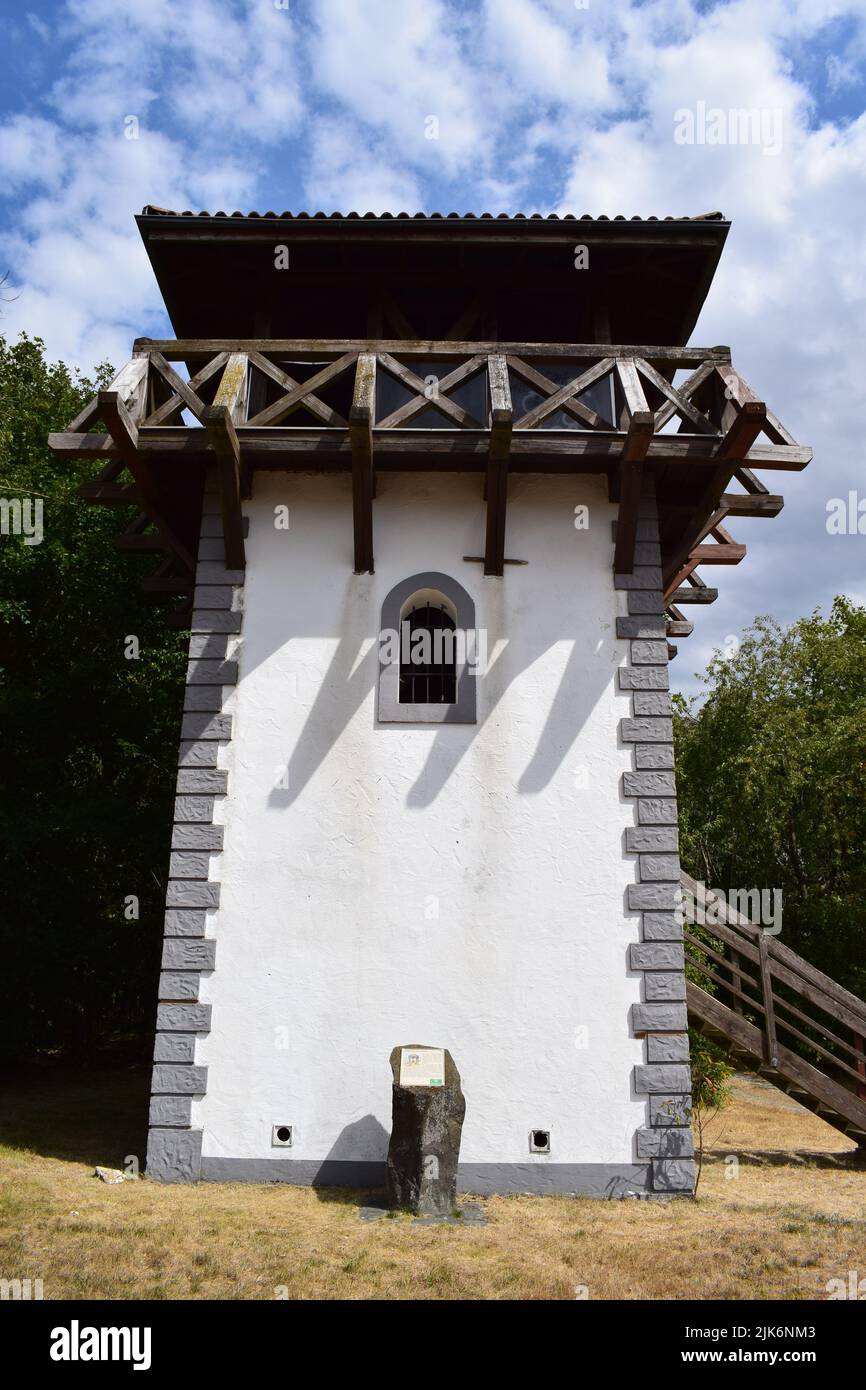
(1, 0, 865, 693)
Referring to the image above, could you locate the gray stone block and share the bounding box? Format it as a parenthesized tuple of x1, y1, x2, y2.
(166, 879, 220, 908)
(146, 1128, 203, 1182)
(152, 1064, 208, 1095)
(634, 1064, 691, 1094)
(171, 823, 224, 851)
(629, 942, 685, 971)
(186, 659, 239, 685)
(149, 1094, 193, 1127)
(617, 616, 666, 640)
(198, 516, 225, 538)
(621, 718, 674, 744)
(190, 609, 242, 633)
(158, 971, 201, 1001)
(181, 713, 232, 741)
(632, 1002, 689, 1034)
(183, 685, 225, 712)
(632, 691, 672, 717)
(613, 567, 663, 590)
(649, 1094, 692, 1127)
(617, 665, 669, 692)
(646, 1033, 690, 1063)
(197, 538, 228, 561)
(651, 1158, 696, 1192)
(192, 585, 234, 609)
(642, 912, 684, 941)
(154, 1033, 196, 1063)
(625, 826, 678, 854)
(645, 971, 687, 1001)
(638, 853, 681, 881)
(644, 911, 683, 945)
(636, 1127, 694, 1158)
(626, 590, 664, 615)
(178, 740, 220, 768)
(164, 909, 207, 937)
(188, 632, 231, 661)
(196, 563, 245, 585)
(622, 770, 676, 797)
(637, 798, 679, 825)
(168, 851, 211, 880)
(634, 744, 675, 770)
(157, 1003, 212, 1032)
(162, 939, 216, 972)
(173, 796, 216, 823)
(176, 769, 228, 794)
(630, 640, 669, 664)
(627, 882, 680, 911)
(633, 542, 662, 566)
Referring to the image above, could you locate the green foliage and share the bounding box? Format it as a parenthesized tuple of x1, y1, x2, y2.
(689, 1031, 734, 1115)
(0, 333, 187, 1061)
(673, 600, 866, 998)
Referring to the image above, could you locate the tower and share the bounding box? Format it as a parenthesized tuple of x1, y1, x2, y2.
(52, 208, 810, 1193)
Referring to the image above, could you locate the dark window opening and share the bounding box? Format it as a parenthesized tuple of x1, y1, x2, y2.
(399, 603, 457, 704)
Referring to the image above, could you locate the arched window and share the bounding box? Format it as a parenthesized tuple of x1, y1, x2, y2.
(378, 572, 477, 724)
(399, 595, 457, 704)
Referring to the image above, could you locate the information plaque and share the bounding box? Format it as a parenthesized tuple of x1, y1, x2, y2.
(399, 1047, 445, 1087)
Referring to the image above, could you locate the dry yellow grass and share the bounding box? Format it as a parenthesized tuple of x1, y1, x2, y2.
(1, 1066, 864, 1300)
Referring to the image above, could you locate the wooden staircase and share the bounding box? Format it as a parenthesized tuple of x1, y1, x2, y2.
(681, 872, 866, 1148)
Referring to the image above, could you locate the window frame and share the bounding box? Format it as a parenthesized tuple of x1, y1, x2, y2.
(378, 571, 477, 725)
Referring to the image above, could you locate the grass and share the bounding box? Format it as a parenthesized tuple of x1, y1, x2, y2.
(1, 1063, 864, 1300)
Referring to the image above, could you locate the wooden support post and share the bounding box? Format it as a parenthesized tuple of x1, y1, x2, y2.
(484, 354, 512, 577)
(613, 412, 654, 574)
(98, 389, 196, 574)
(212, 352, 250, 496)
(758, 931, 779, 1068)
(203, 405, 246, 570)
(854, 1033, 866, 1103)
(349, 353, 376, 574)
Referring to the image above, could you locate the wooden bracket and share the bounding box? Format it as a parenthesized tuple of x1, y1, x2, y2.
(203, 404, 246, 570)
(484, 354, 513, 577)
(349, 353, 376, 573)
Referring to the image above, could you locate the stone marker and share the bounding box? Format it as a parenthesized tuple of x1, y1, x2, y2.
(386, 1044, 465, 1217)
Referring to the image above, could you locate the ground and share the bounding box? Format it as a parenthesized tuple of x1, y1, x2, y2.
(1, 1065, 864, 1300)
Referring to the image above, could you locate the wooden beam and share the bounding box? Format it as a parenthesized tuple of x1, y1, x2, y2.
(484, 354, 512, 576)
(50, 429, 812, 472)
(203, 405, 246, 569)
(667, 618, 694, 638)
(689, 542, 747, 564)
(135, 339, 733, 366)
(349, 354, 376, 573)
(79, 481, 142, 506)
(613, 412, 654, 574)
(98, 390, 196, 573)
(719, 492, 783, 517)
(669, 586, 718, 605)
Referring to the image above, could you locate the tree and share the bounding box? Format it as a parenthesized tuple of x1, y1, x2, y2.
(0, 333, 187, 1061)
(673, 599, 866, 998)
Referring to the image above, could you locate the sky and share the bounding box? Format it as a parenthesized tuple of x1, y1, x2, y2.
(1, 0, 865, 695)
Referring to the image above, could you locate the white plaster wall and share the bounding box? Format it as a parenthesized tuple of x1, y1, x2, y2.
(196, 471, 644, 1166)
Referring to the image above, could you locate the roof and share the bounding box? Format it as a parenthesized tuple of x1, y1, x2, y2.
(140, 206, 727, 223)
(136, 208, 729, 347)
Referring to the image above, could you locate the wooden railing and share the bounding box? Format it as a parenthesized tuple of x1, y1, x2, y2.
(49, 338, 810, 605)
(682, 873, 866, 1142)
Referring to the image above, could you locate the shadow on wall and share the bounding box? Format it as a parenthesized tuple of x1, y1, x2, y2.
(248, 477, 623, 812)
(311, 1113, 389, 1201)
